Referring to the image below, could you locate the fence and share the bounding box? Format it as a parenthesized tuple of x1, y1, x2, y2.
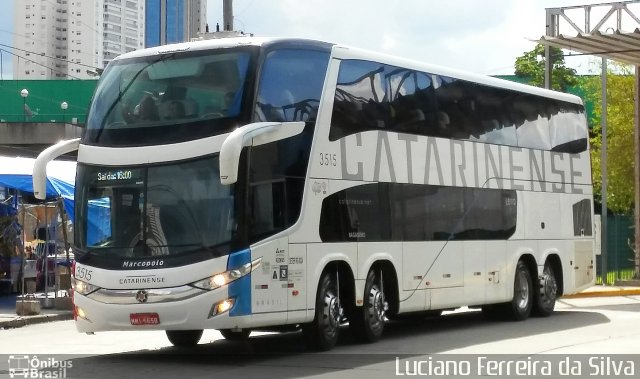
(0, 80, 97, 124)
(596, 213, 637, 284)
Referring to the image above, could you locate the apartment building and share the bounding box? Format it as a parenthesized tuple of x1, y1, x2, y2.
(13, 0, 146, 79)
(13, 0, 70, 79)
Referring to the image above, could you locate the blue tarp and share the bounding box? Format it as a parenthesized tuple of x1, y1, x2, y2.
(0, 175, 75, 218)
(0, 157, 76, 219)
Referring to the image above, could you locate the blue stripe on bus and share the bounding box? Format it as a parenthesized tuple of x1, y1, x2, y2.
(227, 249, 251, 317)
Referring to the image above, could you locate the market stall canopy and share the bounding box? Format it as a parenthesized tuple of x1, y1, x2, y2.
(0, 156, 76, 219)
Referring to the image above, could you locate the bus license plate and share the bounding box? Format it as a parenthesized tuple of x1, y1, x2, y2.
(130, 313, 160, 325)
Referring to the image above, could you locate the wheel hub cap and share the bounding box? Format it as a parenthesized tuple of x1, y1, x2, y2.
(516, 271, 529, 309)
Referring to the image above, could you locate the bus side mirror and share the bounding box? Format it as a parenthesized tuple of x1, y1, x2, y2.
(33, 138, 81, 199)
(219, 121, 305, 185)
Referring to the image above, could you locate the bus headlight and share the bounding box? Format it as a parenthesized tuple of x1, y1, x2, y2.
(209, 298, 235, 318)
(191, 257, 262, 290)
(72, 278, 100, 295)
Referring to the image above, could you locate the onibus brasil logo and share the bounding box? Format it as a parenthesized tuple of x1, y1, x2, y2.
(8, 355, 72, 378)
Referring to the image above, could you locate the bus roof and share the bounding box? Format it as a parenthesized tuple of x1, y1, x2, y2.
(331, 44, 584, 106)
(115, 37, 583, 106)
(113, 36, 274, 61)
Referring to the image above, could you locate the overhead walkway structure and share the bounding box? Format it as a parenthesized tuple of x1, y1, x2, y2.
(0, 80, 96, 157)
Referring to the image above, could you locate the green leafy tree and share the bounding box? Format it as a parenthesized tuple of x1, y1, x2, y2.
(582, 65, 635, 215)
(515, 44, 578, 91)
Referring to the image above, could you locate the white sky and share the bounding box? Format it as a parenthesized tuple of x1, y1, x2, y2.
(1, 0, 633, 79)
(206, 0, 627, 75)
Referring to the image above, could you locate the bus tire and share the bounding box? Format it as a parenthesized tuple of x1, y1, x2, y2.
(507, 260, 533, 321)
(350, 269, 386, 343)
(166, 330, 203, 347)
(219, 329, 251, 340)
(532, 264, 558, 317)
(303, 272, 341, 351)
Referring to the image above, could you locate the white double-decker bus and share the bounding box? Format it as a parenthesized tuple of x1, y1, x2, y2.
(34, 37, 594, 351)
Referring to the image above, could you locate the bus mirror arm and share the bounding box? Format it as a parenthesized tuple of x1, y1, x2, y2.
(219, 121, 305, 185)
(33, 138, 81, 200)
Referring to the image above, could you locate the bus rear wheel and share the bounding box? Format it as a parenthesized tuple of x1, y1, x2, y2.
(533, 264, 558, 317)
(508, 260, 533, 321)
(350, 269, 387, 343)
(303, 272, 342, 351)
(219, 329, 251, 340)
(166, 330, 203, 347)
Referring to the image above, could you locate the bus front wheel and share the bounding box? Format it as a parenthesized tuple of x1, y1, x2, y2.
(351, 269, 387, 343)
(166, 329, 203, 347)
(219, 329, 251, 340)
(303, 272, 342, 351)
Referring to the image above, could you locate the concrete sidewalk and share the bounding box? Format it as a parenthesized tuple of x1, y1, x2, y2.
(561, 284, 640, 299)
(0, 309, 72, 329)
(0, 294, 73, 330)
(0, 285, 639, 330)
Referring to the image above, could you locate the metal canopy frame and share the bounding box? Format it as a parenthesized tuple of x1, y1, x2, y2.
(541, 2, 640, 65)
(538, 1, 640, 281)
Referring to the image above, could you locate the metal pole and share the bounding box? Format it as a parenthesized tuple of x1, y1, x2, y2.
(635, 65, 640, 279)
(44, 205, 49, 306)
(601, 58, 608, 285)
(223, 0, 233, 31)
(1, 50, 3, 81)
(544, 9, 554, 89)
(20, 203, 26, 310)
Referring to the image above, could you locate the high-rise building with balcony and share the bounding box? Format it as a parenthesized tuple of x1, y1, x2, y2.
(13, 0, 146, 79)
(13, 0, 69, 79)
(145, 0, 206, 48)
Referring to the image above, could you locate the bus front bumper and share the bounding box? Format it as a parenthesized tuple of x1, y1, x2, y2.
(73, 286, 251, 333)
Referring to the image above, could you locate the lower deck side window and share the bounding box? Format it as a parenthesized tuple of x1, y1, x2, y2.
(319, 183, 517, 242)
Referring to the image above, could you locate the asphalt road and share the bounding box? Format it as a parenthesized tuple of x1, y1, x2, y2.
(1, 295, 639, 378)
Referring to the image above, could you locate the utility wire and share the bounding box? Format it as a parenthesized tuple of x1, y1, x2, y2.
(0, 43, 98, 70)
(0, 48, 82, 80)
(0, 28, 98, 62)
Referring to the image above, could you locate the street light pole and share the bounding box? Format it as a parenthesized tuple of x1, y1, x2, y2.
(20, 89, 29, 122)
(60, 101, 68, 123)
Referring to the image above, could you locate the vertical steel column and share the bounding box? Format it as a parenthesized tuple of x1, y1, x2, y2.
(544, 10, 553, 89)
(223, 0, 234, 31)
(160, 0, 167, 46)
(635, 65, 640, 279)
(601, 58, 608, 284)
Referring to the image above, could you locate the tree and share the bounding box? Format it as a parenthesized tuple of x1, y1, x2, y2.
(515, 46, 639, 278)
(582, 65, 635, 215)
(515, 44, 578, 91)
(579, 64, 639, 280)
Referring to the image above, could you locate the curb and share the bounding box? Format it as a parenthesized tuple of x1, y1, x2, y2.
(0, 312, 73, 329)
(562, 289, 640, 299)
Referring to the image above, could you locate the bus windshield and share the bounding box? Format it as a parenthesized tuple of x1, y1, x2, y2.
(75, 156, 238, 266)
(84, 48, 256, 146)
